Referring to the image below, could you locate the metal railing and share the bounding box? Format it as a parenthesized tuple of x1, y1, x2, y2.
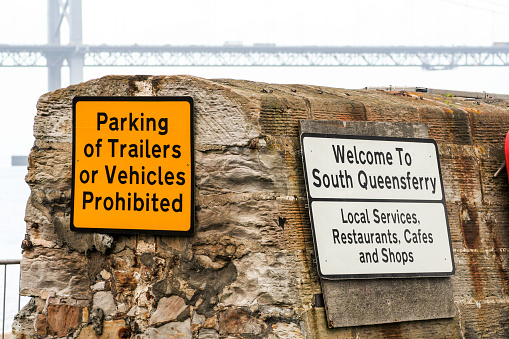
(0, 260, 21, 339)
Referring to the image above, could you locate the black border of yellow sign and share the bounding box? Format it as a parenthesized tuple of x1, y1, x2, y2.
(71, 96, 195, 236)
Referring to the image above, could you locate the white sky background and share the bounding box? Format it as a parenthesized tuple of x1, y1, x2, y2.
(0, 0, 509, 165)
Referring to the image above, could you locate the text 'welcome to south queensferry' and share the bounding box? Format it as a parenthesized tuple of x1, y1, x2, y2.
(302, 136, 443, 202)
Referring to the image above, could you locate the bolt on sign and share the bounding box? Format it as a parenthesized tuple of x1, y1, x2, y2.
(301, 133, 454, 279)
(71, 97, 194, 235)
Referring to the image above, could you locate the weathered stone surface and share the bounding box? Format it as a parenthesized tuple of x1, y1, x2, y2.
(220, 252, 298, 307)
(35, 313, 47, 336)
(93, 291, 117, 317)
(198, 328, 219, 339)
(182, 260, 237, 318)
(149, 295, 188, 326)
(46, 304, 81, 337)
(152, 278, 181, 302)
(218, 308, 267, 336)
(270, 322, 305, 339)
(14, 76, 509, 338)
(91, 281, 105, 291)
(77, 319, 127, 339)
(12, 299, 37, 338)
(147, 318, 191, 338)
(25, 185, 113, 254)
(195, 149, 288, 195)
(20, 247, 90, 298)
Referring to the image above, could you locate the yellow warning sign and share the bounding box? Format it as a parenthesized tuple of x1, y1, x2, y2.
(71, 97, 194, 235)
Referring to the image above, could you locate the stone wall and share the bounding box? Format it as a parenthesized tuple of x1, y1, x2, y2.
(13, 75, 509, 338)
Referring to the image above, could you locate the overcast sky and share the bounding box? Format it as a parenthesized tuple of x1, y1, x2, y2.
(1, 0, 509, 166)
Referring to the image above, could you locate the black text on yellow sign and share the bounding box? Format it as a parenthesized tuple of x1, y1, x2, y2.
(71, 96, 194, 235)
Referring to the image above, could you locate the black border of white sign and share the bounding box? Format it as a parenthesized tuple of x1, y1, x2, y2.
(301, 133, 455, 279)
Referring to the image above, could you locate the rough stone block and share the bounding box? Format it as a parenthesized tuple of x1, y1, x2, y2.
(77, 319, 128, 339)
(198, 328, 219, 339)
(46, 304, 81, 337)
(149, 295, 187, 326)
(147, 318, 191, 338)
(271, 322, 305, 339)
(93, 291, 117, 317)
(218, 308, 266, 336)
(14, 76, 509, 338)
(20, 247, 90, 299)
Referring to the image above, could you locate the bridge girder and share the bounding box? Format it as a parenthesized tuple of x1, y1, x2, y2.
(2, 45, 509, 69)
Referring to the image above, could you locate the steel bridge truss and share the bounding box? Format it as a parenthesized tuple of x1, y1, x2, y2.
(4, 0, 509, 91)
(1, 45, 509, 69)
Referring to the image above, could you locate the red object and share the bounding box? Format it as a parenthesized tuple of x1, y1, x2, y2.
(506, 130, 509, 183)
